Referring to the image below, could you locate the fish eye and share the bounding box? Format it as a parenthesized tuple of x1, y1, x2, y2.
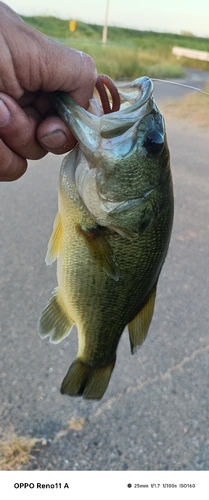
(144, 131, 164, 156)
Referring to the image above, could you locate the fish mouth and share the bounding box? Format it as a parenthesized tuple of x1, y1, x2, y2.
(50, 76, 154, 151)
(100, 76, 154, 138)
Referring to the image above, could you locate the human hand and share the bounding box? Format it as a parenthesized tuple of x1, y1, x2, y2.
(0, 2, 97, 181)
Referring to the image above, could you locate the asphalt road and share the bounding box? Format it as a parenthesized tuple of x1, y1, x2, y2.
(0, 75, 209, 471)
(151, 68, 209, 101)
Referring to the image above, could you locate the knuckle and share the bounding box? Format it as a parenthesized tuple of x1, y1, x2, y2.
(0, 139, 27, 181)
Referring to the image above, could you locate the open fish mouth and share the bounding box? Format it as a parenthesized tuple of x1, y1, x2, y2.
(51, 76, 155, 142)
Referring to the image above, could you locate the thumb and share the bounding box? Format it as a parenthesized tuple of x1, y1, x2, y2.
(38, 40, 98, 109)
(0, 2, 97, 108)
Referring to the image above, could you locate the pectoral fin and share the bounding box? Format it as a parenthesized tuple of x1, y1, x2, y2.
(128, 285, 157, 354)
(79, 225, 120, 281)
(45, 212, 62, 265)
(108, 224, 137, 239)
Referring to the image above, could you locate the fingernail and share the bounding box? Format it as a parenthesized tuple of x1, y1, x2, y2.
(0, 99, 11, 126)
(39, 130, 67, 150)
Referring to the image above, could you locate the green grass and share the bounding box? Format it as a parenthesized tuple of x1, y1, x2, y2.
(61, 42, 184, 80)
(21, 15, 209, 79)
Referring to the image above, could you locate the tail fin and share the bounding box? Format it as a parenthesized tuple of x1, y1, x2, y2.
(39, 289, 74, 344)
(61, 357, 116, 400)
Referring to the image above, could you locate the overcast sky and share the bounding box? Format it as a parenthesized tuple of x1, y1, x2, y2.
(4, 0, 209, 37)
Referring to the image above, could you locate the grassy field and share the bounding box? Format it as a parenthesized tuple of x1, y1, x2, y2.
(21, 15, 209, 80)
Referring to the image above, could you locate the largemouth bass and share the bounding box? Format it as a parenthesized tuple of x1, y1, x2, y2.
(39, 77, 174, 400)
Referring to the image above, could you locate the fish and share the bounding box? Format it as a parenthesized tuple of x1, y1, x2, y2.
(39, 76, 174, 400)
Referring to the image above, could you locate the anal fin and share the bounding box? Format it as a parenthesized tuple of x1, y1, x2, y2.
(61, 357, 116, 400)
(128, 285, 157, 354)
(39, 289, 74, 344)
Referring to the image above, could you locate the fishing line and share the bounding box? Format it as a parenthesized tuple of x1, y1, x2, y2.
(152, 78, 209, 96)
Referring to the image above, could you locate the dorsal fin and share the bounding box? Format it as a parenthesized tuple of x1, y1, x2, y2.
(128, 285, 157, 354)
